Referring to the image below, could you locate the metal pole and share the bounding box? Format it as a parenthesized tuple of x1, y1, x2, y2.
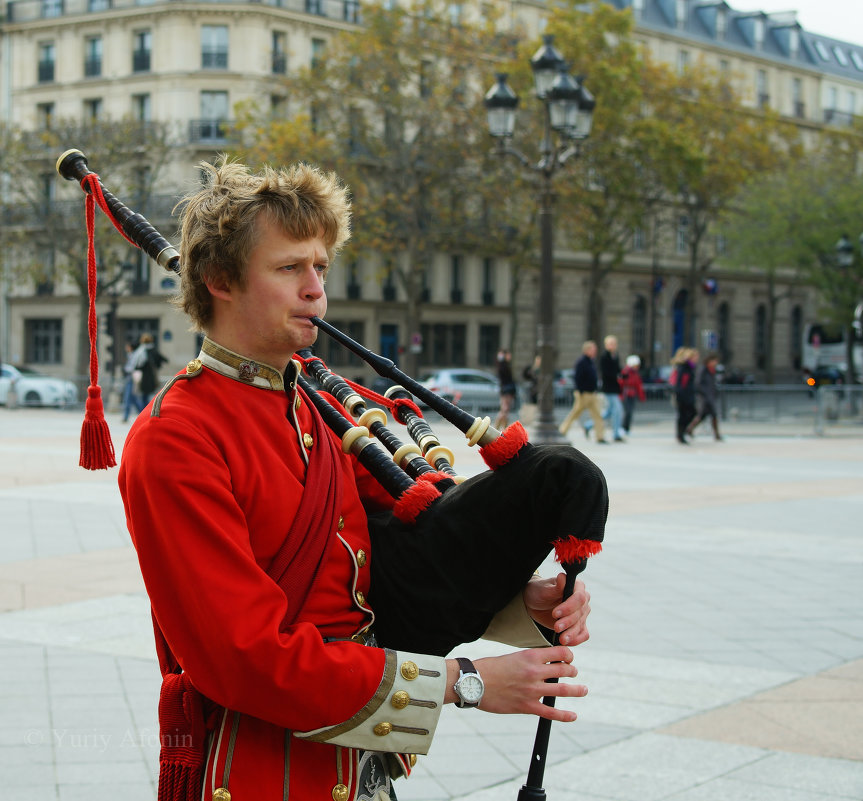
(532, 175, 563, 443)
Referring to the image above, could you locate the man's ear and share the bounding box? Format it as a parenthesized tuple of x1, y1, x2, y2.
(205, 269, 232, 301)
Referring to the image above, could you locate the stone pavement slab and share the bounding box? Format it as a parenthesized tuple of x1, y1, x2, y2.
(1, 409, 863, 801)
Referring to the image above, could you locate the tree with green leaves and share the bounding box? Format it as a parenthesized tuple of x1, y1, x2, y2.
(722, 139, 863, 382)
(0, 118, 174, 378)
(232, 0, 538, 376)
(649, 59, 797, 348)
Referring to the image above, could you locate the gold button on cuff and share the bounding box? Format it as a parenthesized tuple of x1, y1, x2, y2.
(400, 661, 419, 681)
(409, 754, 417, 767)
(338, 516, 345, 531)
(355, 590, 365, 607)
(332, 784, 349, 801)
(374, 722, 393, 736)
(356, 549, 367, 567)
(213, 789, 232, 801)
(303, 433, 314, 448)
(391, 691, 410, 709)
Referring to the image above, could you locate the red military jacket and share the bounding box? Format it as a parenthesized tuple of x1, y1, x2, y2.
(119, 339, 456, 800)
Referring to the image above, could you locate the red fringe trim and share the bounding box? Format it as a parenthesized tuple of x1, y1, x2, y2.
(79, 386, 116, 470)
(418, 470, 453, 487)
(553, 537, 603, 565)
(479, 421, 529, 470)
(393, 480, 442, 524)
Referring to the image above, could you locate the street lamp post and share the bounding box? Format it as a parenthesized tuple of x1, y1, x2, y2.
(484, 36, 594, 444)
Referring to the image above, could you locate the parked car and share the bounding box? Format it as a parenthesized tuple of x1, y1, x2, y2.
(0, 364, 79, 407)
(416, 368, 500, 411)
(642, 365, 673, 399)
(804, 365, 845, 395)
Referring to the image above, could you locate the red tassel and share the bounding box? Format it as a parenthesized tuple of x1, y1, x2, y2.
(78, 186, 117, 470)
(553, 536, 603, 565)
(79, 386, 116, 469)
(393, 480, 442, 523)
(157, 673, 206, 801)
(479, 421, 529, 470)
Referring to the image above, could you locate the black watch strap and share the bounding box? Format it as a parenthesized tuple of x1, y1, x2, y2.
(456, 657, 476, 677)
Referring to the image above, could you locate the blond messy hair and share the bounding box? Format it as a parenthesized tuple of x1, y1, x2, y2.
(174, 157, 351, 330)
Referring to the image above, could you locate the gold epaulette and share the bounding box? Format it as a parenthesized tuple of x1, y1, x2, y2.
(150, 359, 204, 418)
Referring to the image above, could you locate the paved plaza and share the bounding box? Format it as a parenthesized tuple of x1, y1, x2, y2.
(1, 406, 861, 801)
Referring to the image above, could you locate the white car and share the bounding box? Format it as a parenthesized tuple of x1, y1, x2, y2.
(0, 364, 79, 407)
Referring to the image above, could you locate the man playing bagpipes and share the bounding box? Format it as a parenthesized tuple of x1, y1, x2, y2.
(117, 157, 608, 801)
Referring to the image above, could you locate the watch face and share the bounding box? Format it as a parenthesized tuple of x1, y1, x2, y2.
(459, 674, 483, 703)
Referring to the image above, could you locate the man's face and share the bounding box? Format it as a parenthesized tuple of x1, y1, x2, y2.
(225, 215, 329, 365)
(586, 344, 597, 359)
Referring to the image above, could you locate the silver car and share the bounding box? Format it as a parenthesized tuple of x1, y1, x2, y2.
(416, 368, 500, 411)
(0, 364, 79, 407)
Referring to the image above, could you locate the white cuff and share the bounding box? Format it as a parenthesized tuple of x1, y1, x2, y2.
(294, 649, 446, 755)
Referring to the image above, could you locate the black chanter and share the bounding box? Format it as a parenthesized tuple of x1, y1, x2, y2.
(58, 148, 608, 800)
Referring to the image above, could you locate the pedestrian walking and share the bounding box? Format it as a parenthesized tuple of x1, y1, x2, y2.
(121, 340, 144, 422)
(494, 349, 517, 430)
(559, 340, 606, 442)
(520, 353, 541, 427)
(672, 347, 699, 444)
(620, 354, 646, 434)
(686, 351, 723, 441)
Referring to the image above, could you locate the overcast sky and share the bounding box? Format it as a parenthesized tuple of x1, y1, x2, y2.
(726, 0, 862, 44)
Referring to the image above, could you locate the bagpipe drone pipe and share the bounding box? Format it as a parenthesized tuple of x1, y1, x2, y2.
(57, 148, 608, 799)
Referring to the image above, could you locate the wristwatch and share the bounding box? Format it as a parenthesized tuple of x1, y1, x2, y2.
(453, 657, 484, 708)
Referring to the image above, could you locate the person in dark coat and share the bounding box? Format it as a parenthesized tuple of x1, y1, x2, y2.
(558, 341, 606, 442)
(672, 347, 699, 444)
(686, 351, 723, 441)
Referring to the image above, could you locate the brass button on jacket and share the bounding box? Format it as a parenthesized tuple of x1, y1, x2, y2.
(355, 590, 366, 607)
(374, 722, 393, 736)
(303, 433, 314, 449)
(356, 548, 367, 567)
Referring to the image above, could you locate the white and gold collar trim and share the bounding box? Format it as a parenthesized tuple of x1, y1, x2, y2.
(198, 338, 298, 391)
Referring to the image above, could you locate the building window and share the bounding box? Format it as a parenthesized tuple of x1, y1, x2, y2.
(84, 98, 103, 121)
(305, 0, 323, 15)
(346, 262, 361, 299)
(311, 38, 325, 72)
(478, 324, 500, 366)
(343, 0, 360, 22)
(41, 0, 63, 17)
(270, 94, 287, 119)
(88, 0, 110, 10)
(133, 30, 151, 72)
(790, 305, 803, 369)
(814, 40, 830, 61)
(421, 324, 466, 366)
(202, 25, 228, 69)
(756, 69, 769, 108)
(38, 42, 55, 83)
(450, 255, 463, 304)
(675, 0, 685, 26)
(133, 93, 151, 122)
(676, 215, 689, 254)
(319, 320, 363, 367)
(39, 173, 55, 213)
(37, 102, 54, 129)
(792, 77, 804, 118)
(193, 90, 229, 141)
(717, 301, 731, 364)
(754, 304, 767, 369)
(632, 296, 647, 355)
(84, 36, 102, 77)
(632, 226, 647, 251)
(754, 18, 764, 47)
(26, 319, 63, 364)
(677, 49, 689, 73)
(272, 31, 287, 74)
(481, 257, 494, 305)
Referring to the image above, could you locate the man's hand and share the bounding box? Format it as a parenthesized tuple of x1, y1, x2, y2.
(523, 574, 590, 646)
(455, 647, 586, 721)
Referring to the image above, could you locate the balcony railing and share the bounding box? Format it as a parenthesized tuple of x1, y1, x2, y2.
(38, 61, 55, 82)
(133, 49, 151, 72)
(271, 52, 286, 74)
(824, 108, 855, 127)
(188, 118, 235, 143)
(84, 57, 102, 77)
(8, 0, 366, 23)
(202, 50, 228, 69)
